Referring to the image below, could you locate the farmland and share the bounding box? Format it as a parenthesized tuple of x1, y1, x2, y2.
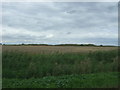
(2, 45, 119, 88)
(2, 45, 117, 54)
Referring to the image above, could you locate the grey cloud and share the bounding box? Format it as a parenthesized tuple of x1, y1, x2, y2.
(2, 2, 118, 45)
(66, 32, 71, 34)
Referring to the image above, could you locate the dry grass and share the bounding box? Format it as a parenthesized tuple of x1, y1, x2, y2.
(2, 46, 117, 54)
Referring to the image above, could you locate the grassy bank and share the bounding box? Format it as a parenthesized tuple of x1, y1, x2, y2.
(2, 50, 119, 88)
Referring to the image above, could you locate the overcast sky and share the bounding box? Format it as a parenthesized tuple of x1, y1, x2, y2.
(2, 2, 118, 45)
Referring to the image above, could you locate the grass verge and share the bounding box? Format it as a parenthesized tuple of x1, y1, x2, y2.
(3, 72, 119, 88)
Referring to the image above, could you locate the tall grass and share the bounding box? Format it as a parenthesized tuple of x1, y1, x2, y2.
(3, 50, 118, 79)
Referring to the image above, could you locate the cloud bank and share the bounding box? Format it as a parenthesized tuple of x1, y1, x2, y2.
(2, 2, 118, 45)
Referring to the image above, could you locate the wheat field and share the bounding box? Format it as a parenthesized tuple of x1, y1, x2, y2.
(2, 46, 117, 54)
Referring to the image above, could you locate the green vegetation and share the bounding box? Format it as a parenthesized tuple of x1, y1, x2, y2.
(2, 50, 119, 88)
(3, 72, 119, 88)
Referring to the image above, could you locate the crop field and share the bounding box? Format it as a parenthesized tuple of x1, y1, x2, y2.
(2, 46, 117, 54)
(2, 46, 119, 88)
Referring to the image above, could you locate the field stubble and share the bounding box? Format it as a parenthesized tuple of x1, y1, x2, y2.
(2, 46, 117, 54)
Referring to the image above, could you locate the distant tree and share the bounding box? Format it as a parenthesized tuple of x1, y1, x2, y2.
(22, 43, 24, 45)
(80, 44, 84, 46)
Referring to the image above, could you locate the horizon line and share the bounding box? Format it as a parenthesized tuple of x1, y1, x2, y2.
(1, 43, 118, 46)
